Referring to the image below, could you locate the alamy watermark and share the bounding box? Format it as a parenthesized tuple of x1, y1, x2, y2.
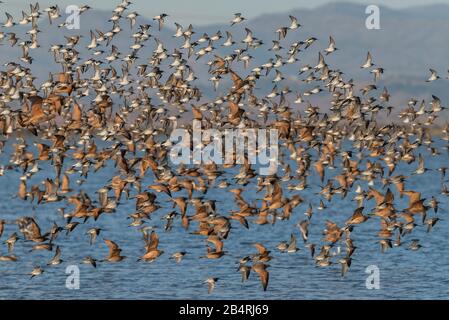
(169, 120, 279, 175)
(365, 265, 380, 289)
(65, 265, 80, 289)
(365, 5, 380, 30)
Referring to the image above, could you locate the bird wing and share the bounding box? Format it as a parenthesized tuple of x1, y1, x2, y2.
(228, 101, 241, 118)
(288, 234, 297, 250)
(18, 181, 27, 199)
(54, 246, 61, 260)
(254, 242, 267, 254)
(365, 52, 372, 65)
(399, 213, 414, 224)
(289, 15, 297, 24)
(28, 218, 42, 238)
(385, 188, 394, 204)
(207, 281, 215, 294)
(104, 239, 121, 257)
(379, 218, 390, 230)
(418, 154, 424, 170)
(207, 235, 223, 252)
(314, 161, 324, 181)
(298, 220, 309, 240)
(61, 174, 70, 190)
(254, 264, 269, 291)
(45, 178, 56, 195)
(404, 190, 421, 205)
(72, 102, 82, 121)
(148, 231, 159, 251)
(352, 206, 365, 219)
(191, 105, 203, 120)
(325, 220, 338, 231)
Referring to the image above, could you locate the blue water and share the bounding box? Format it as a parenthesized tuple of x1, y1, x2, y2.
(0, 139, 448, 300)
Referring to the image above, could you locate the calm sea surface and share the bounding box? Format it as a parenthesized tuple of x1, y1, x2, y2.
(0, 139, 448, 300)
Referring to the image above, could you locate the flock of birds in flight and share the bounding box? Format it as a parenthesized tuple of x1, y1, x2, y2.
(0, 0, 447, 294)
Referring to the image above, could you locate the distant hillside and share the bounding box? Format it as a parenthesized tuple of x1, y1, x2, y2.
(1, 2, 449, 109)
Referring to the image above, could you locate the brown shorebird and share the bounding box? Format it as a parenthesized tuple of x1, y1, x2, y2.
(139, 230, 164, 262)
(205, 277, 218, 294)
(103, 239, 126, 262)
(252, 263, 269, 291)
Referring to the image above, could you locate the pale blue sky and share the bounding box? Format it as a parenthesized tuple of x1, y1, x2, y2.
(2, 0, 449, 25)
